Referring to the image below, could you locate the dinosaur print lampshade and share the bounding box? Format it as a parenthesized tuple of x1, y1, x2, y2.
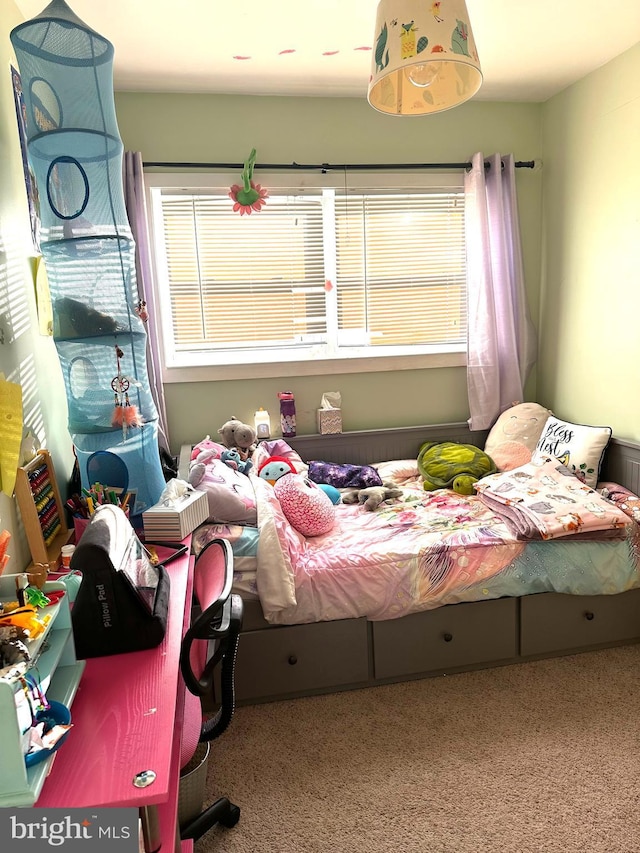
(368, 0, 482, 116)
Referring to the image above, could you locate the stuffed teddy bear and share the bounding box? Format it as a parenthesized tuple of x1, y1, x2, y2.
(342, 482, 403, 511)
(217, 417, 257, 460)
(221, 447, 253, 476)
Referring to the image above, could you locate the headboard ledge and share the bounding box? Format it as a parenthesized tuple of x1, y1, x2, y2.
(179, 427, 640, 494)
(287, 422, 487, 466)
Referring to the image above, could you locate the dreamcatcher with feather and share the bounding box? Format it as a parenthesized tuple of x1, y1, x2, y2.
(111, 344, 143, 438)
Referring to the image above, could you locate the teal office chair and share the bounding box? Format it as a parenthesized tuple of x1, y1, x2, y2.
(179, 538, 243, 840)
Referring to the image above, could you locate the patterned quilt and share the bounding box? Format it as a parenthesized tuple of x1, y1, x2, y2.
(474, 456, 632, 540)
(252, 468, 640, 626)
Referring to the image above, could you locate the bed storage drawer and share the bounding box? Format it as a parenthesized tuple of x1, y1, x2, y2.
(520, 589, 640, 656)
(235, 618, 369, 701)
(372, 597, 517, 680)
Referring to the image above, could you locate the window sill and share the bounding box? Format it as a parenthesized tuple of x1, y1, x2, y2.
(161, 351, 466, 383)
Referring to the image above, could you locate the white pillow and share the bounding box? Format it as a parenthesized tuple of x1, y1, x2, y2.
(532, 416, 612, 488)
(374, 459, 420, 485)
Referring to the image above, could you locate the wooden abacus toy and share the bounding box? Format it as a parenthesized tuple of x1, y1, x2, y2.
(14, 449, 70, 586)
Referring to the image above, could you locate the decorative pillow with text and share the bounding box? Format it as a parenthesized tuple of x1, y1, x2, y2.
(532, 416, 612, 488)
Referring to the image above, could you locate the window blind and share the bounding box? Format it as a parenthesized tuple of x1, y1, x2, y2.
(159, 194, 326, 352)
(335, 192, 466, 347)
(155, 186, 466, 362)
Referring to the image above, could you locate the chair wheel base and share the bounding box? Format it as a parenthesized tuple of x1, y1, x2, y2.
(221, 803, 240, 828)
(180, 797, 241, 841)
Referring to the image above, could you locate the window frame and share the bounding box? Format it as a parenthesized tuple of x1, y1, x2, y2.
(145, 170, 467, 383)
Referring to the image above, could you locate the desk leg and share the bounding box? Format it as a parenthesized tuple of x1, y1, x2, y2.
(140, 805, 161, 853)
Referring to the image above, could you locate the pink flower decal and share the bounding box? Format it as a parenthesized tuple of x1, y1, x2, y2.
(229, 181, 269, 215)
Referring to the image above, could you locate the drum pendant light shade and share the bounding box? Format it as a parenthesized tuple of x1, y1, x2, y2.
(368, 0, 482, 116)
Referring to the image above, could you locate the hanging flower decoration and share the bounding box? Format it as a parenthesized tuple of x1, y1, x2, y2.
(229, 148, 268, 215)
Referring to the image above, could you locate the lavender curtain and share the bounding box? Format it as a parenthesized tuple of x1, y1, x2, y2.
(123, 151, 170, 451)
(465, 153, 537, 431)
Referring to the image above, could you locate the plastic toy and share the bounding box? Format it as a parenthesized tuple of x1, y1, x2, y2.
(228, 149, 268, 215)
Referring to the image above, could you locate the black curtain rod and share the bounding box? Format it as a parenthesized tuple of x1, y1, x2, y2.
(143, 159, 536, 173)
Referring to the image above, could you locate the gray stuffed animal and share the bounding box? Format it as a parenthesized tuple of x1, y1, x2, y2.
(342, 481, 403, 511)
(217, 417, 257, 459)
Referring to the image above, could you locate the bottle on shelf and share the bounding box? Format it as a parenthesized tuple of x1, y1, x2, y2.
(278, 392, 296, 438)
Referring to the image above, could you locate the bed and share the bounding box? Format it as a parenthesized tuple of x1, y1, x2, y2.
(179, 421, 640, 705)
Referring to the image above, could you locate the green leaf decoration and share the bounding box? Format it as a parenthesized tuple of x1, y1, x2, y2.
(451, 19, 471, 56)
(375, 23, 390, 72)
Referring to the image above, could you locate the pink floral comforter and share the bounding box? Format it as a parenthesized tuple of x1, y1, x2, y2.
(254, 474, 526, 624)
(253, 468, 640, 626)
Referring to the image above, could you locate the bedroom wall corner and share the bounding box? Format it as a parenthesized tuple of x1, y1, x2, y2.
(539, 41, 640, 442)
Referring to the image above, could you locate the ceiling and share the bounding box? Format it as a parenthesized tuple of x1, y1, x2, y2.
(13, 0, 640, 102)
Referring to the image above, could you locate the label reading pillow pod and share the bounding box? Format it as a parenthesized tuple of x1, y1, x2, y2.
(71, 503, 170, 658)
(532, 416, 612, 488)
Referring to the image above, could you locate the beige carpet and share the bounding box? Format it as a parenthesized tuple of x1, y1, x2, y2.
(196, 644, 640, 853)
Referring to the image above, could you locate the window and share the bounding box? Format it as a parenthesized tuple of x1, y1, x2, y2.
(147, 172, 466, 380)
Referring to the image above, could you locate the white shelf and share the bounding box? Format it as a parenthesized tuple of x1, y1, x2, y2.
(0, 578, 83, 807)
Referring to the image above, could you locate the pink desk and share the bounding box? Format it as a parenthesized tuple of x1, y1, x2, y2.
(37, 545, 194, 852)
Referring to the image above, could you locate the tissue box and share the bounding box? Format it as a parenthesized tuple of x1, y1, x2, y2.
(142, 489, 209, 541)
(317, 407, 342, 434)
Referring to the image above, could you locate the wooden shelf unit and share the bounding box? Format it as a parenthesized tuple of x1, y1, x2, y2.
(14, 449, 71, 586)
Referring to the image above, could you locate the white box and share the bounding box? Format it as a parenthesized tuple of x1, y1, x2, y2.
(142, 488, 209, 541)
(316, 407, 343, 434)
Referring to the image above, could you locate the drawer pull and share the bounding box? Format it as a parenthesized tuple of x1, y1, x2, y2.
(584, 611, 595, 621)
(443, 632, 453, 643)
(288, 655, 298, 665)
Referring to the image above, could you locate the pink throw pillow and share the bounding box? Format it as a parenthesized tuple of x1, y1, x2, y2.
(274, 474, 335, 537)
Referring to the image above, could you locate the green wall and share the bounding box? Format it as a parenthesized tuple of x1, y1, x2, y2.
(0, 1, 75, 570)
(539, 43, 640, 442)
(115, 92, 543, 451)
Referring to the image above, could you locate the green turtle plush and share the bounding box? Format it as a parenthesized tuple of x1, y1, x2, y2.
(418, 442, 497, 495)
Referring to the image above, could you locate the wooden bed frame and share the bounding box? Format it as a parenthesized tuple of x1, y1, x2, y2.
(180, 423, 640, 705)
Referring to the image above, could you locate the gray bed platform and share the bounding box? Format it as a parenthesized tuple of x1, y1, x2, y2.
(181, 423, 640, 705)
